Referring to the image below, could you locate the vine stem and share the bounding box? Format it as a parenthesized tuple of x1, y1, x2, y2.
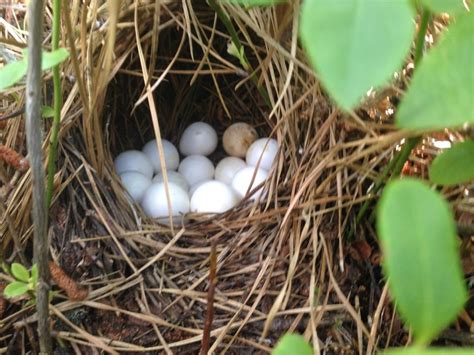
(413, 9, 431, 67)
(46, 0, 62, 207)
(347, 9, 430, 240)
(25, 0, 52, 352)
(207, 0, 271, 107)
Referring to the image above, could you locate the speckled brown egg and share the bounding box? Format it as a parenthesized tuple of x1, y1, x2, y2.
(222, 122, 258, 158)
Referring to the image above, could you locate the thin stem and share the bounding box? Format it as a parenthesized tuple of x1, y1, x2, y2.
(413, 9, 431, 67)
(46, 0, 62, 207)
(207, 0, 271, 107)
(26, 0, 52, 353)
(347, 9, 431, 240)
(367, 136, 421, 224)
(200, 241, 217, 355)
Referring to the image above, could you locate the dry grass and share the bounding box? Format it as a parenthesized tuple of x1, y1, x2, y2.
(1, 1, 472, 353)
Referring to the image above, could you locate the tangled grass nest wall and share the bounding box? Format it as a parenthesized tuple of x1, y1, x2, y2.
(2, 1, 459, 353)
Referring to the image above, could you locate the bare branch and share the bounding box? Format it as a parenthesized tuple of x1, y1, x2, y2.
(25, 0, 52, 353)
(200, 241, 217, 355)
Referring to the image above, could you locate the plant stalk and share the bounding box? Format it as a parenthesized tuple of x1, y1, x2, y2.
(46, 0, 62, 207)
(347, 9, 430, 240)
(207, 0, 271, 107)
(413, 9, 431, 67)
(25, 0, 52, 353)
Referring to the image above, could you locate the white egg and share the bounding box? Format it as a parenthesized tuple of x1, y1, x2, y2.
(178, 155, 215, 186)
(142, 139, 179, 173)
(119, 171, 152, 203)
(231, 166, 269, 201)
(140, 182, 190, 224)
(214, 157, 246, 185)
(189, 179, 213, 198)
(153, 171, 189, 192)
(114, 150, 153, 179)
(246, 138, 279, 171)
(179, 122, 218, 156)
(222, 122, 258, 158)
(190, 181, 239, 213)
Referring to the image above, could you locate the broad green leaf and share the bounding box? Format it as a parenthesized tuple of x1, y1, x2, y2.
(0, 48, 68, 91)
(272, 334, 313, 355)
(41, 106, 55, 118)
(11, 263, 30, 282)
(430, 141, 474, 185)
(377, 179, 467, 345)
(30, 264, 38, 285)
(300, 0, 415, 111)
(3, 281, 29, 298)
(384, 347, 474, 355)
(397, 11, 474, 129)
(420, 0, 467, 16)
(0, 59, 27, 91)
(41, 48, 69, 71)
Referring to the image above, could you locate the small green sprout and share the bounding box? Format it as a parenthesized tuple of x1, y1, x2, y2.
(3, 263, 38, 298)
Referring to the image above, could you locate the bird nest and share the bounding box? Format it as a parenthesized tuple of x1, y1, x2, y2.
(0, 1, 440, 353)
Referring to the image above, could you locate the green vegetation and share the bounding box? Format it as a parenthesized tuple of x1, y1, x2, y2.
(226, 0, 472, 352)
(3, 263, 38, 299)
(396, 11, 474, 129)
(300, 0, 415, 111)
(377, 179, 467, 346)
(0, 48, 69, 91)
(46, 0, 64, 207)
(429, 141, 474, 185)
(272, 333, 313, 355)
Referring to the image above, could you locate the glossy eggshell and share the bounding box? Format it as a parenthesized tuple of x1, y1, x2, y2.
(114, 150, 153, 179)
(178, 155, 215, 186)
(140, 182, 190, 225)
(246, 138, 279, 171)
(153, 171, 189, 192)
(142, 139, 179, 173)
(190, 180, 239, 213)
(231, 166, 269, 201)
(214, 157, 246, 185)
(189, 180, 213, 199)
(179, 122, 218, 156)
(119, 171, 152, 203)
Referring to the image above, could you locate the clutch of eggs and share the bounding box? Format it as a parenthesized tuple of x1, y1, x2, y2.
(114, 121, 278, 222)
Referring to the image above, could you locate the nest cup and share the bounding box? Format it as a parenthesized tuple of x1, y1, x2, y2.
(1, 2, 358, 353)
(102, 5, 329, 349)
(110, 37, 275, 222)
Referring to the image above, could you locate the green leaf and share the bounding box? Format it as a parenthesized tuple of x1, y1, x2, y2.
(377, 179, 467, 345)
(41, 106, 55, 118)
(272, 334, 313, 355)
(397, 11, 474, 130)
(41, 48, 69, 71)
(0, 48, 68, 92)
(384, 347, 474, 355)
(0, 59, 27, 91)
(300, 0, 415, 111)
(429, 141, 474, 185)
(227, 41, 250, 71)
(419, 0, 467, 16)
(11, 263, 30, 282)
(3, 281, 29, 298)
(30, 264, 38, 285)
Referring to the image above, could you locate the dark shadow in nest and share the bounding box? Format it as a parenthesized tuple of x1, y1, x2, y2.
(107, 23, 271, 167)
